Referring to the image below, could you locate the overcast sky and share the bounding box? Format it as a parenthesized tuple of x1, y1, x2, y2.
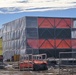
(0, 0, 76, 28)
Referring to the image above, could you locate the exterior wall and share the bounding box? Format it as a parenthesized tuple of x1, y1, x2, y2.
(27, 17, 73, 58)
(38, 17, 72, 58)
(2, 16, 76, 60)
(3, 17, 26, 60)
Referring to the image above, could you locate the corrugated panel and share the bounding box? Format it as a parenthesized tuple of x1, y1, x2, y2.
(3, 25, 7, 33)
(11, 17, 26, 31)
(55, 18, 71, 28)
(38, 18, 54, 28)
(3, 33, 6, 41)
(3, 51, 15, 60)
(16, 30, 20, 39)
(56, 39, 71, 49)
(72, 40, 76, 49)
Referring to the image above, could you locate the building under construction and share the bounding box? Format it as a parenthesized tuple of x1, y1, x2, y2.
(2, 16, 76, 61)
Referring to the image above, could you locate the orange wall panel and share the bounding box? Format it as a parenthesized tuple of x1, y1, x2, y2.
(38, 18, 44, 26)
(65, 19, 71, 27)
(56, 39, 71, 49)
(27, 39, 72, 49)
(47, 18, 54, 27)
(39, 39, 54, 49)
(38, 18, 54, 28)
(55, 18, 71, 28)
(27, 39, 55, 49)
(38, 18, 71, 28)
(55, 18, 61, 27)
(39, 39, 45, 47)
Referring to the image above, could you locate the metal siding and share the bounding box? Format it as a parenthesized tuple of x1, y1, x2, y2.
(3, 17, 26, 60)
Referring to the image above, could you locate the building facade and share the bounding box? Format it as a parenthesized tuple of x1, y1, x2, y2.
(2, 16, 76, 60)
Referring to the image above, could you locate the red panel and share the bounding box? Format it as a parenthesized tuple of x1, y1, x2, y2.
(39, 39, 45, 47)
(65, 40, 71, 47)
(39, 39, 54, 49)
(56, 39, 71, 49)
(48, 39, 55, 47)
(27, 39, 71, 49)
(65, 19, 71, 27)
(72, 40, 76, 49)
(38, 18, 54, 28)
(38, 18, 44, 26)
(47, 18, 54, 27)
(27, 39, 38, 49)
(27, 39, 54, 49)
(55, 18, 71, 28)
(55, 18, 61, 27)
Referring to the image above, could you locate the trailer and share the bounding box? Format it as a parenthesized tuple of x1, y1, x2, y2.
(19, 54, 48, 71)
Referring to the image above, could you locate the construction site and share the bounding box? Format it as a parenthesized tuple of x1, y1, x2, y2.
(0, 16, 76, 75)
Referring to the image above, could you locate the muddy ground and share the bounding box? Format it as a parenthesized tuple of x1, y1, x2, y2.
(0, 71, 58, 75)
(0, 68, 59, 75)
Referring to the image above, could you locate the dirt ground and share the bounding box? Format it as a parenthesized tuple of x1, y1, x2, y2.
(0, 71, 32, 75)
(0, 69, 59, 75)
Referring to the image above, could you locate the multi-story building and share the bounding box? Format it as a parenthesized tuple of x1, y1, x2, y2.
(2, 16, 76, 60)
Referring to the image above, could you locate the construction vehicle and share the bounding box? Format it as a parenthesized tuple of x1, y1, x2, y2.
(19, 54, 48, 71)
